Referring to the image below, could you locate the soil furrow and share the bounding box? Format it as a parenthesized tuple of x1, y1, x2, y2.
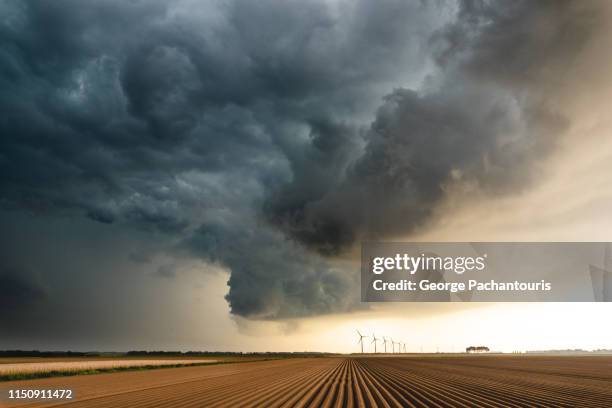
(3, 355, 611, 408)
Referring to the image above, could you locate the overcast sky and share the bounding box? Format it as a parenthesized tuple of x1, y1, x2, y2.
(2, 0, 612, 352)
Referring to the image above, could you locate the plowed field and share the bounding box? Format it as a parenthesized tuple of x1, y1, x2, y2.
(2, 356, 611, 407)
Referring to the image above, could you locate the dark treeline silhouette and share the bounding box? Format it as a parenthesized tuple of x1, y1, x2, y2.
(0, 350, 99, 357)
(0, 350, 335, 358)
(466, 346, 490, 353)
(126, 351, 334, 357)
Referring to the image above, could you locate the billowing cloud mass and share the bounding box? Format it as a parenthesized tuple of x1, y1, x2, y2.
(0, 0, 608, 325)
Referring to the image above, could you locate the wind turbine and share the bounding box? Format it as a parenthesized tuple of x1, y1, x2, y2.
(356, 330, 368, 354)
(371, 333, 379, 353)
(403, 343, 407, 353)
(382, 337, 389, 353)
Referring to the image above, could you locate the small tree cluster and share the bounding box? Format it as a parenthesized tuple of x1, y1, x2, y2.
(466, 346, 490, 353)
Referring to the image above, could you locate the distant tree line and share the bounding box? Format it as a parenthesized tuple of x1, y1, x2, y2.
(465, 346, 490, 353)
(126, 351, 334, 357)
(0, 350, 336, 358)
(0, 350, 333, 357)
(0, 350, 99, 357)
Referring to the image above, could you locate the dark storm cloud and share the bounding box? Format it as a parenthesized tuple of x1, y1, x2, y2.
(0, 0, 605, 322)
(0, 259, 47, 334)
(187, 220, 355, 318)
(0, 271, 46, 310)
(265, 0, 594, 254)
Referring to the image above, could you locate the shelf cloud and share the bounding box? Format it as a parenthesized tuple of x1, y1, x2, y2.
(0, 0, 609, 327)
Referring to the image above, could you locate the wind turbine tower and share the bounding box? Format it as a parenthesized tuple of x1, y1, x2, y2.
(371, 333, 379, 353)
(356, 330, 367, 354)
(382, 337, 389, 353)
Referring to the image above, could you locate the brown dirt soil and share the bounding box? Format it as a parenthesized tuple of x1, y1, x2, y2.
(1, 356, 611, 407)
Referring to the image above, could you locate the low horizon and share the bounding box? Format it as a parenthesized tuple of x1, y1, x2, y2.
(2, 0, 612, 359)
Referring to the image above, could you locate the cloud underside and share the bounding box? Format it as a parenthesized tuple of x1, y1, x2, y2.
(0, 0, 606, 319)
